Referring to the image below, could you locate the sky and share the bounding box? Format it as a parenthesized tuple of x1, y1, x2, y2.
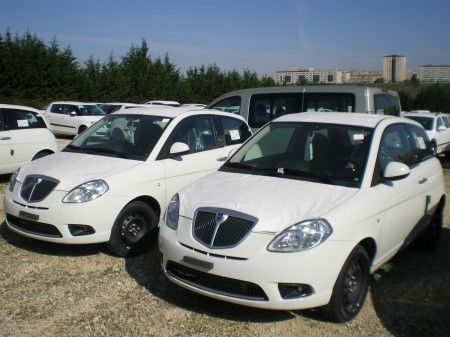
(1, 0, 449, 75)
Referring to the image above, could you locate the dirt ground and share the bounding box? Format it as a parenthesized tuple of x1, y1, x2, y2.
(0, 139, 449, 337)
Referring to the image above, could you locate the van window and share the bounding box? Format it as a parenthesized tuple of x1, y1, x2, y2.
(249, 93, 300, 128)
(374, 94, 400, 116)
(2, 108, 47, 130)
(303, 93, 355, 112)
(210, 96, 241, 114)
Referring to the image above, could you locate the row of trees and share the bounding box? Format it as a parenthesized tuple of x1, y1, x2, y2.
(0, 30, 275, 108)
(0, 30, 449, 113)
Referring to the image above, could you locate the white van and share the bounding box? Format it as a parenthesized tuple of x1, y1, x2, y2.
(208, 85, 402, 129)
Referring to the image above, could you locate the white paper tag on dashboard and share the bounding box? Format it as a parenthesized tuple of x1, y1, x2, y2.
(17, 120, 29, 127)
(229, 129, 240, 141)
(353, 134, 364, 141)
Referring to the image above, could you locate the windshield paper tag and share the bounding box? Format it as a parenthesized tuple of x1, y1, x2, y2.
(162, 118, 170, 123)
(417, 137, 426, 149)
(17, 120, 29, 127)
(229, 129, 240, 141)
(353, 134, 364, 141)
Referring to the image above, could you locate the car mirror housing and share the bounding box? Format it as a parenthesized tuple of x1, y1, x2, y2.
(383, 161, 410, 180)
(70, 111, 77, 117)
(169, 142, 190, 156)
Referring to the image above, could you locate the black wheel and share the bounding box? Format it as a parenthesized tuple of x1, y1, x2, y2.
(32, 150, 53, 161)
(321, 245, 370, 322)
(108, 201, 158, 257)
(78, 125, 87, 134)
(416, 206, 443, 251)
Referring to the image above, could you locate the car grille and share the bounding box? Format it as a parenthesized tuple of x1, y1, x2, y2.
(192, 209, 256, 248)
(20, 175, 59, 203)
(6, 214, 62, 238)
(166, 261, 268, 301)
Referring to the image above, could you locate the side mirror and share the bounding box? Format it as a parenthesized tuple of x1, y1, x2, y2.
(383, 161, 410, 180)
(228, 148, 238, 158)
(70, 111, 77, 117)
(437, 125, 446, 132)
(169, 142, 189, 157)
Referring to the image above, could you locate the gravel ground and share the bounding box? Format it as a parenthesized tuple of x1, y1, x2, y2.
(0, 139, 449, 337)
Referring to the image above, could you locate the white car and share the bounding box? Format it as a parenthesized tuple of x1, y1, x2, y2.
(98, 103, 140, 114)
(159, 112, 445, 322)
(404, 112, 450, 155)
(4, 107, 251, 257)
(146, 100, 181, 107)
(0, 104, 58, 174)
(44, 101, 106, 136)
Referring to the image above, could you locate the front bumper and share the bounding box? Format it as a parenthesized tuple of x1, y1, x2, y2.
(4, 183, 127, 244)
(159, 217, 354, 310)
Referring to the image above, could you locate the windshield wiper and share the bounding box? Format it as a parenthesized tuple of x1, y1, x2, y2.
(222, 161, 257, 172)
(274, 168, 336, 185)
(63, 144, 81, 152)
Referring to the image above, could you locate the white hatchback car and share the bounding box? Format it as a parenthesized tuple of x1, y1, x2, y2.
(44, 101, 106, 136)
(404, 112, 450, 155)
(159, 112, 445, 322)
(0, 104, 58, 174)
(4, 107, 251, 256)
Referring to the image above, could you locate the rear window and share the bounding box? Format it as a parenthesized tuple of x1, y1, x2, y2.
(404, 116, 433, 131)
(249, 93, 300, 128)
(210, 96, 242, 114)
(1, 108, 47, 130)
(303, 93, 355, 113)
(374, 94, 400, 116)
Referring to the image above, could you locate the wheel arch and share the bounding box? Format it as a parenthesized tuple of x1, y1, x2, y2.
(32, 149, 55, 160)
(356, 237, 377, 263)
(127, 195, 162, 219)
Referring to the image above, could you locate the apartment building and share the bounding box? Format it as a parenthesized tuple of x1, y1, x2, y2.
(419, 65, 450, 83)
(383, 55, 407, 83)
(274, 68, 348, 84)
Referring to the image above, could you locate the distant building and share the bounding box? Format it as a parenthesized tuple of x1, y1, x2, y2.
(274, 68, 347, 85)
(348, 70, 383, 83)
(383, 55, 407, 83)
(419, 65, 450, 83)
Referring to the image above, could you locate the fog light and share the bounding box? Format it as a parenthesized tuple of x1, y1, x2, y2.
(278, 283, 313, 299)
(68, 224, 95, 236)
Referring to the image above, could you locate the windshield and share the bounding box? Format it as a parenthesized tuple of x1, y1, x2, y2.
(63, 114, 172, 160)
(99, 104, 122, 114)
(404, 116, 433, 131)
(79, 104, 106, 116)
(222, 122, 373, 188)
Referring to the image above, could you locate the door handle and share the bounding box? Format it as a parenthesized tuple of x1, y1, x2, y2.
(216, 156, 228, 162)
(0, 137, 11, 140)
(418, 177, 428, 184)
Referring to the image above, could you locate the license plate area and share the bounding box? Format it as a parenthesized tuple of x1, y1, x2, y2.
(182, 256, 213, 271)
(18, 211, 39, 222)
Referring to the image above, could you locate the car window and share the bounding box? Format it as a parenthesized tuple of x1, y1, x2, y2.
(404, 116, 433, 131)
(436, 117, 445, 129)
(216, 115, 251, 146)
(249, 93, 300, 128)
(64, 105, 79, 115)
(164, 115, 218, 155)
(303, 93, 355, 112)
(50, 104, 64, 114)
(374, 94, 400, 116)
(0, 110, 5, 131)
(2, 108, 47, 130)
(210, 96, 241, 114)
(443, 116, 450, 128)
(377, 124, 414, 172)
(405, 124, 434, 164)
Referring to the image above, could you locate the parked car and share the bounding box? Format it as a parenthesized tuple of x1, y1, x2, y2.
(0, 104, 58, 174)
(99, 103, 140, 114)
(44, 101, 106, 136)
(146, 100, 181, 107)
(5, 107, 252, 257)
(404, 112, 450, 155)
(159, 112, 445, 322)
(207, 85, 402, 129)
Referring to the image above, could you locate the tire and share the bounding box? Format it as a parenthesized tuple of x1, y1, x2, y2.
(32, 150, 53, 161)
(108, 201, 158, 257)
(78, 125, 87, 134)
(321, 245, 370, 322)
(416, 206, 443, 251)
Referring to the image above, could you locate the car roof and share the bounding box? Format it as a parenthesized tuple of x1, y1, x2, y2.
(404, 112, 442, 118)
(274, 112, 395, 128)
(0, 103, 40, 113)
(111, 107, 247, 121)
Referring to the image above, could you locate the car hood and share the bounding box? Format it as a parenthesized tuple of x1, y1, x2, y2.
(179, 171, 358, 233)
(17, 152, 141, 191)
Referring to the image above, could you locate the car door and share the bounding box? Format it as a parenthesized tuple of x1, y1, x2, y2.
(159, 114, 226, 201)
(45, 104, 64, 134)
(59, 104, 80, 135)
(434, 117, 447, 152)
(0, 108, 16, 174)
(371, 124, 426, 260)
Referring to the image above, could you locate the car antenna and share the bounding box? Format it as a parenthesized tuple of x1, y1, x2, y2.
(301, 88, 306, 112)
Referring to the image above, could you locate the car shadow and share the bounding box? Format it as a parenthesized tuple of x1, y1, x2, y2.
(370, 228, 450, 337)
(0, 221, 105, 257)
(125, 235, 305, 323)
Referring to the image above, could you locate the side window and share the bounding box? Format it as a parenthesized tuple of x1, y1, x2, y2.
(4, 109, 47, 130)
(210, 96, 241, 115)
(436, 117, 445, 130)
(248, 93, 300, 128)
(50, 104, 63, 114)
(405, 124, 434, 164)
(164, 115, 218, 155)
(0, 109, 5, 131)
(217, 116, 251, 146)
(303, 93, 355, 112)
(64, 105, 79, 115)
(443, 116, 450, 128)
(374, 94, 401, 116)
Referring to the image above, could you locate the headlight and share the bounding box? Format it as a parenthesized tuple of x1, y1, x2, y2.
(9, 169, 20, 192)
(62, 180, 109, 203)
(267, 219, 332, 252)
(165, 194, 180, 230)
